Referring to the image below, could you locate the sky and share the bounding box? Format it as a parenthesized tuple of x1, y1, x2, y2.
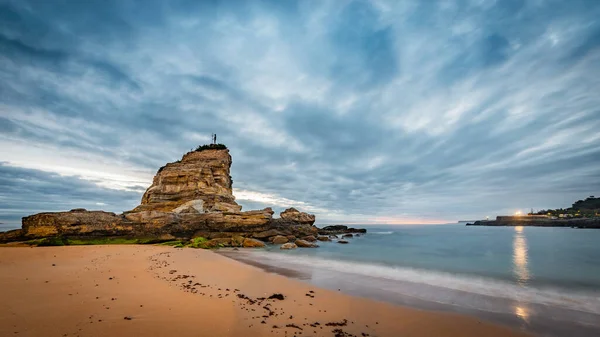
(1, 0, 599, 226)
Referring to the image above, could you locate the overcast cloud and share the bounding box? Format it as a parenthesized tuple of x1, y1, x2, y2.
(1, 0, 599, 226)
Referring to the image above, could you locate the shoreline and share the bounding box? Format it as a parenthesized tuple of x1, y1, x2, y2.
(219, 248, 600, 337)
(0, 245, 530, 337)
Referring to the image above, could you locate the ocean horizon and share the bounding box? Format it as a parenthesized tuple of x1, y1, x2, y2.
(222, 223, 600, 337)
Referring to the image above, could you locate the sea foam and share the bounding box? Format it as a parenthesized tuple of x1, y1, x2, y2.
(243, 250, 600, 315)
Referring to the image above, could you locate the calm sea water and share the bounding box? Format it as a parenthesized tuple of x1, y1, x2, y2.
(225, 224, 600, 336)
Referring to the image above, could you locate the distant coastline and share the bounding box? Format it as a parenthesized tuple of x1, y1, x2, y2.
(466, 216, 600, 228)
(467, 196, 600, 228)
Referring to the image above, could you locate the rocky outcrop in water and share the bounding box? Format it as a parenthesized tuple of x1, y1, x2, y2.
(318, 225, 367, 235)
(0, 146, 367, 245)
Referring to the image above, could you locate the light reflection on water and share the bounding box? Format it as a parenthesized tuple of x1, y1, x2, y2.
(513, 226, 530, 285)
(513, 226, 531, 322)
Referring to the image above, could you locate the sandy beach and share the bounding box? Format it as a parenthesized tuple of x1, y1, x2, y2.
(0, 245, 531, 337)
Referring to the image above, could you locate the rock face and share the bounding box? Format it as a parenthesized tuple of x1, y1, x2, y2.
(280, 208, 315, 225)
(242, 238, 265, 248)
(132, 149, 241, 214)
(0, 147, 337, 245)
(22, 210, 133, 238)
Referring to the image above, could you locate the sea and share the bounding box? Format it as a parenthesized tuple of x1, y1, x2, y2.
(222, 224, 600, 337)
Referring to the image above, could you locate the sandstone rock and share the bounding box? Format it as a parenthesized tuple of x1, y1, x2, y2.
(2, 148, 325, 245)
(272, 235, 288, 244)
(242, 238, 265, 248)
(280, 243, 297, 250)
(132, 149, 241, 214)
(295, 239, 318, 248)
(286, 235, 297, 241)
(21, 211, 130, 239)
(208, 237, 232, 247)
(280, 208, 315, 225)
(317, 236, 331, 242)
(337, 240, 349, 244)
(158, 233, 176, 241)
(0, 229, 24, 243)
(270, 218, 318, 238)
(302, 235, 317, 242)
(231, 236, 245, 247)
(252, 229, 280, 240)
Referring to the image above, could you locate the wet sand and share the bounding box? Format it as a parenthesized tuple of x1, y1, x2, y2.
(0, 245, 531, 337)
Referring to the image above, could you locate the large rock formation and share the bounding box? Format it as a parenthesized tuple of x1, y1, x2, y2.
(132, 149, 241, 214)
(0, 147, 332, 244)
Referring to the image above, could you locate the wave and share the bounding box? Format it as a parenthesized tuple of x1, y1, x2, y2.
(371, 231, 393, 234)
(239, 251, 600, 315)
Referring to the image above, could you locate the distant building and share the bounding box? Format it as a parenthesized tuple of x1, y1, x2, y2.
(526, 215, 549, 219)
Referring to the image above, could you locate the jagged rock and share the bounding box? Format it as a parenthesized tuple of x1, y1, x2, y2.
(317, 236, 331, 242)
(280, 243, 297, 250)
(338, 240, 349, 244)
(242, 238, 265, 248)
(272, 235, 288, 244)
(302, 235, 317, 242)
(295, 239, 318, 248)
(280, 208, 315, 225)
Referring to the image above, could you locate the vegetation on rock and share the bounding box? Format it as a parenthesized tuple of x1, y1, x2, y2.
(534, 196, 600, 217)
(193, 143, 227, 152)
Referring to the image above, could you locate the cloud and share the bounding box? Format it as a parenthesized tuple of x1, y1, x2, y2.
(0, 0, 599, 225)
(0, 162, 141, 224)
